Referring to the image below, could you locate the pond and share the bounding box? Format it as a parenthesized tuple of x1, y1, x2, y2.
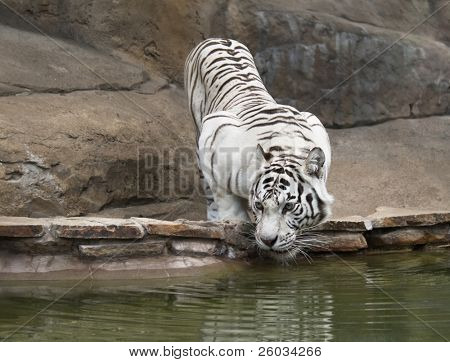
(0, 251, 449, 341)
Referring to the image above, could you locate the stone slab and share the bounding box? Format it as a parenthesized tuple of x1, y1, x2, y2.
(169, 239, 218, 256)
(367, 207, 450, 229)
(0, 251, 230, 280)
(1, 234, 72, 254)
(365, 224, 450, 248)
(304, 232, 368, 252)
(52, 218, 145, 239)
(134, 218, 225, 239)
(78, 240, 165, 259)
(315, 215, 372, 231)
(0, 217, 46, 238)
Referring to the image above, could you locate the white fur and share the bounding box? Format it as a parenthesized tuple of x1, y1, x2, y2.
(185, 39, 332, 226)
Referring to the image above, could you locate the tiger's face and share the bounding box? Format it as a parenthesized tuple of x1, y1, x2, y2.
(250, 145, 333, 260)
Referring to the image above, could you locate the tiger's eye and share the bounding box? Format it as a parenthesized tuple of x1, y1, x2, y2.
(255, 201, 263, 210)
(283, 202, 295, 212)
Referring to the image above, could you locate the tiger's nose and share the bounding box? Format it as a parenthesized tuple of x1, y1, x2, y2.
(261, 236, 278, 248)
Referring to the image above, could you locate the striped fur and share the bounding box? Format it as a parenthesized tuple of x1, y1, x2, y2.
(185, 38, 333, 260)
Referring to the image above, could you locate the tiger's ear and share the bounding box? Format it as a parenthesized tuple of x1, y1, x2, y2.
(304, 147, 325, 178)
(255, 144, 270, 169)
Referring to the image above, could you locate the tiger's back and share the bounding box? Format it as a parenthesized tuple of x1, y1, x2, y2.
(184, 38, 274, 130)
(185, 38, 330, 165)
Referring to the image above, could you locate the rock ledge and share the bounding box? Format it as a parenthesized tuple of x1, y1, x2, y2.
(0, 208, 448, 279)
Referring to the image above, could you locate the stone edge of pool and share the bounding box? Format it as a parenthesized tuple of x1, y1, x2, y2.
(0, 207, 448, 280)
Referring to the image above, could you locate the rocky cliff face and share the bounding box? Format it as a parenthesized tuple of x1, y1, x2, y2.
(0, 0, 448, 218)
(0, 21, 201, 217)
(230, 1, 449, 127)
(3, 0, 448, 127)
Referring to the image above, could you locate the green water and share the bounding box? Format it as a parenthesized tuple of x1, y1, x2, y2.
(1, 251, 449, 342)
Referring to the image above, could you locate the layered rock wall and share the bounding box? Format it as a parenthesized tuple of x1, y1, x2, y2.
(0, 0, 448, 218)
(0, 209, 448, 279)
(2, 0, 448, 126)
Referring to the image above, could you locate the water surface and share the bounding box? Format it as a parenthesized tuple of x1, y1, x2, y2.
(1, 251, 449, 341)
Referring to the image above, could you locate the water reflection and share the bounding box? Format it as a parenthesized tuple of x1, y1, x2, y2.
(0, 251, 449, 341)
(197, 276, 335, 341)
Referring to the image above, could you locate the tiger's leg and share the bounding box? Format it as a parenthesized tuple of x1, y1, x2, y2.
(198, 168, 219, 220)
(214, 190, 250, 222)
(204, 180, 219, 221)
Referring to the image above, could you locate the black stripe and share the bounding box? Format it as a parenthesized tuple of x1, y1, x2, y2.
(238, 105, 267, 118)
(268, 146, 284, 152)
(210, 122, 236, 147)
(297, 183, 304, 200)
(312, 188, 325, 219)
(279, 178, 290, 186)
(256, 108, 291, 115)
(306, 193, 314, 217)
(246, 120, 305, 131)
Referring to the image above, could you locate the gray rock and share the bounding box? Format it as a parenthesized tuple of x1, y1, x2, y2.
(0, 86, 197, 217)
(169, 239, 219, 256)
(0, 233, 73, 254)
(0, 24, 147, 94)
(223, 222, 255, 250)
(134, 218, 225, 239)
(0, 216, 46, 237)
(304, 232, 368, 252)
(0, 250, 227, 280)
(52, 217, 145, 239)
(3, 0, 448, 127)
(367, 207, 450, 228)
(315, 215, 371, 231)
(249, 12, 449, 127)
(78, 240, 166, 259)
(222, 0, 450, 127)
(366, 224, 450, 248)
(226, 245, 252, 260)
(0, 82, 29, 96)
(0, 1, 448, 221)
(327, 117, 450, 218)
(87, 200, 207, 221)
(316, 209, 450, 231)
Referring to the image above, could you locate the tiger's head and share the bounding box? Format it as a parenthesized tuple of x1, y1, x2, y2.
(250, 144, 333, 261)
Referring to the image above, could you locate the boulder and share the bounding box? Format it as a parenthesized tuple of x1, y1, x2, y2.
(0, 85, 201, 217)
(0, 22, 204, 218)
(0, 23, 202, 218)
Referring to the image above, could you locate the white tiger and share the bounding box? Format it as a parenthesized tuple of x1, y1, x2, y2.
(185, 38, 333, 260)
